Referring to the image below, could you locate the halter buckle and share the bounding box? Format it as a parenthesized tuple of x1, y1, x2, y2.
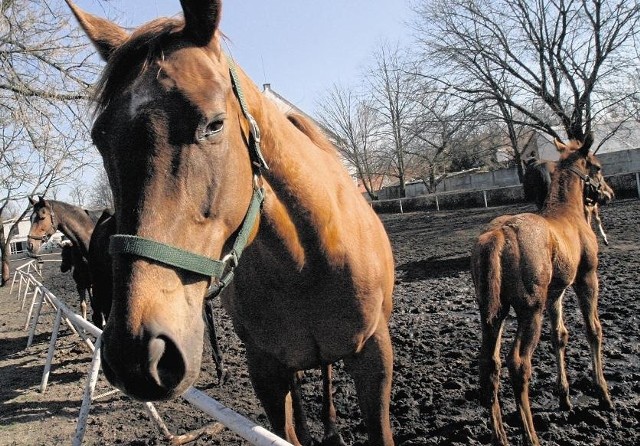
(221, 250, 239, 269)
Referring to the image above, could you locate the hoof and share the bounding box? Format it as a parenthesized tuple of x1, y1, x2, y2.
(322, 433, 347, 446)
(599, 396, 614, 411)
(559, 396, 572, 411)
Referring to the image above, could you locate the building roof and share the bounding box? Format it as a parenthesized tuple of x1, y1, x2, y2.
(537, 120, 640, 160)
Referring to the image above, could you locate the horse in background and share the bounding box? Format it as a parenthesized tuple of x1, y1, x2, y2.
(60, 241, 92, 320)
(472, 137, 614, 446)
(27, 196, 99, 257)
(68, 1, 395, 444)
(523, 157, 613, 245)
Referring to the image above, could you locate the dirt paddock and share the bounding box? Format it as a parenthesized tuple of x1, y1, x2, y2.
(1, 199, 638, 445)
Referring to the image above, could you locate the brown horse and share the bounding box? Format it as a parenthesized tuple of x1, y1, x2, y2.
(67, 1, 395, 445)
(471, 137, 614, 446)
(522, 158, 613, 244)
(60, 241, 92, 320)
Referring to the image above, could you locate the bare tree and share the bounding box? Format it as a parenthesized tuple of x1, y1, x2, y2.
(316, 84, 388, 200)
(0, 0, 99, 284)
(367, 43, 422, 198)
(412, 0, 640, 161)
(88, 169, 114, 209)
(407, 83, 495, 192)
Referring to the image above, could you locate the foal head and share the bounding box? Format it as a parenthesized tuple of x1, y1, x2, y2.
(27, 196, 56, 255)
(553, 137, 614, 208)
(68, 0, 260, 400)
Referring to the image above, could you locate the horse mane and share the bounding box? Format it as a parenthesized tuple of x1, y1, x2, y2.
(94, 17, 185, 113)
(286, 113, 338, 155)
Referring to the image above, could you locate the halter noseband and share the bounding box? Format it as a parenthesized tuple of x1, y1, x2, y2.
(109, 56, 268, 299)
(568, 166, 602, 206)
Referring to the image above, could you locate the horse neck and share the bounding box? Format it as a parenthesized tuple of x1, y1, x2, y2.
(542, 168, 585, 219)
(50, 201, 94, 257)
(239, 71, 361, 264)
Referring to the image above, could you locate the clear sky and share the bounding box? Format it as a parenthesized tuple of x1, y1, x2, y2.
(73, 0, 413, 116)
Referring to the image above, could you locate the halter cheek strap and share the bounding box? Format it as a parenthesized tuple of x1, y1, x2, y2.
(108, 56, 268, 300)
(568, 166, 602, 205)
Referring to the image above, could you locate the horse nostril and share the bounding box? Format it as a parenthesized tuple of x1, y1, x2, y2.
(148, 335, 186, 391)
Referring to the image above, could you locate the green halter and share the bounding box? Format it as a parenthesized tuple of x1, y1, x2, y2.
(109, 56, 268, 299)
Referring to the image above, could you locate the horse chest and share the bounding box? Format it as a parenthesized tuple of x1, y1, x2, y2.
(222, 281, 373, 369)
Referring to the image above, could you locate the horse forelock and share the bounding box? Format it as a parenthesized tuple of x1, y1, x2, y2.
(94, 17, 185, 113)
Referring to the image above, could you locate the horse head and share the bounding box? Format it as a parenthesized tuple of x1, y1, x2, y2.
(27, 196, 57, 255)
(68, 0, 262, 400)
(554, 137, 614, 207)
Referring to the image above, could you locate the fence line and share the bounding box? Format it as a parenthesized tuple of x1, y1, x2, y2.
(11, 259, 292, 446)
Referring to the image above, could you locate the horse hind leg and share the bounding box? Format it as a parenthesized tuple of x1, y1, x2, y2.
(479, 305, 509, 446)
(573, 274, 613, 409)
(547, 291, 572, 410)
(343, 318, 394, 446)
(507, 309, 544, 446)
(78, 286, 88, 320)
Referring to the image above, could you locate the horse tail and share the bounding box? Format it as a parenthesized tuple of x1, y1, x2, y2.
(471, 231, 504, 324)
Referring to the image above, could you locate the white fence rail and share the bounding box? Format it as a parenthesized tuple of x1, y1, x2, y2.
(11, 259, 292, 446)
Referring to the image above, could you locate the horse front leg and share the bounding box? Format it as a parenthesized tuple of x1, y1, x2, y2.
(547, 290, 571, 410)
(343, 318, 394, 446)
(479, 307, 509, 446)
(321, 364, 346, 446)
(245, 344, 306, 445)
(508, 309, 543, 446)
(573, 272, 613, 409)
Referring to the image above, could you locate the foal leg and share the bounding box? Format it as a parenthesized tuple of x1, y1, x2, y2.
(479, 307, 509, 446)
(547, 290, 571, 410)
(507, 309, 544, 446)
(573, 273, 613, 409)
(321, 364, 346, 446)
(343, 319, 394, 446)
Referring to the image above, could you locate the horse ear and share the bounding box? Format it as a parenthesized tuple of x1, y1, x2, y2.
(28, 196, 37, 206)
(180, 0, 222, 48)
(38, 196, 45, 204)
(553, 138, 567, 153)
(65, 0, 129, 61)
(580, 132, 594, 156)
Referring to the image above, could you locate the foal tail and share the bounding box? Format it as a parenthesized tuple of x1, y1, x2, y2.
(471, 231, 505, 324)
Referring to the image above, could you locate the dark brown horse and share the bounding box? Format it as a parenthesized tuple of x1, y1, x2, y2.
(27, 196, 99, 258)
(28, 197, 106, 322)
(60, 241, 92, 320)
(68, 2, 395, 444)
(472, 138, 613, 446)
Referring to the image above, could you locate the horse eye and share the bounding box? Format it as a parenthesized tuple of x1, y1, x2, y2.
(203, 118, 224, 138)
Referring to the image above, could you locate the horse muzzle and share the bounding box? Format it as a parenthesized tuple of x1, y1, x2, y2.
(100, 310, 204, 401)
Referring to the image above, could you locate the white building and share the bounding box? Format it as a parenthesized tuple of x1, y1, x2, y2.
(2, 216, 63, 255)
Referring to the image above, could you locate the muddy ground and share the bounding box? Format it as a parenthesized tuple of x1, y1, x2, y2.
(1, 199, 638, 446)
